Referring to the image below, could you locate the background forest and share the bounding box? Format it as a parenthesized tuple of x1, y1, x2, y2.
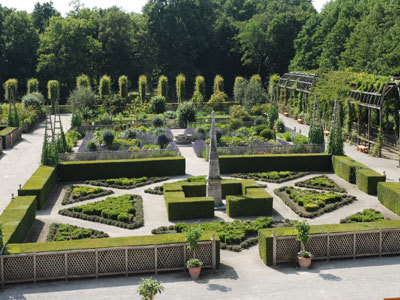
(0, 0, 399, 101)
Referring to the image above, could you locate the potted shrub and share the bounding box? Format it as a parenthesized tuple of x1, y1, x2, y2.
(295, 220, 312, 269)
(137, 277, 164, 300)
(185, 224, 203, 280)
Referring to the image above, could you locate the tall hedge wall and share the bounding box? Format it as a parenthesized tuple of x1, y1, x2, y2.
(356, 169, 386, 195)
(0, 196, 36, 245)
(219, 154, 332, 174)
(377, 182, 400, 216)
(58, 157, 186, 181)
(332, 155, 367, 183)
(18, 166, 56, 209)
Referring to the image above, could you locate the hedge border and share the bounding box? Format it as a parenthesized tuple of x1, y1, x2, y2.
(332, 155, 367, 183)
(295, 175, 347, 193)
(46, 223, 109, 242)
(356, 169, 386, 195)
(377, 182, 400, 216)
(62, 185, 114, 205)
(231, 171, 308, 183)
(85, 177, 168, 190)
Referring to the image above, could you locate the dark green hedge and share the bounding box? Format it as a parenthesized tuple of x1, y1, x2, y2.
(219, 154, 332, 174)
(0, 196, 37, 245)
(226, 192, 273, 217)
(332, 155, 367, 183)
(58, 157, 186, 181)
(18, 166, 56, 209)
(356, 169, 386, 195)
(378, 182, 400, 215)
(259, 220, 400, 265)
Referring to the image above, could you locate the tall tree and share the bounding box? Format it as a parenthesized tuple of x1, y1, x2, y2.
(32, 1, 60, 33)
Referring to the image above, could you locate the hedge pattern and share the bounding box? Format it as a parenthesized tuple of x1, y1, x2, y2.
(0, 196, 36, 245)
(219, 154, 332, 174)
(58, 157, 185, 181)
(18, 166, 56, 209)
(356, 169, 385, 195)
(377, 182, 400, 216)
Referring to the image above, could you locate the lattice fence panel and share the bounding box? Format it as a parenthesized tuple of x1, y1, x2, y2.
(306, 236, 328, 258)
(128, 248, 155, 272)
(36, 253, 65, 279)
(98, 249, 125, 274)
(157, 245, 184, 270)
(329, 234, 354, 257)
(276, 238, 299, 261)
(3, 256, 34, 282)
(382, 231, 400, 253)
(356, 232, 380, 255)
(187, 243, 212, 266)
(67, 251, 96, 276)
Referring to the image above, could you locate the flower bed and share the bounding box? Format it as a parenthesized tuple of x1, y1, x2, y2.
(152, 217, 291, 252)
(231, 171, 307, 183)
(59, 194, 144, 229)
(295, 175, 346, 193)
(62, 185, 114, 205)
(85, 176, 168, 189)
(274, 186, 356, 218)
(340, 209, 384, 223)
(46, 223, 109, 241)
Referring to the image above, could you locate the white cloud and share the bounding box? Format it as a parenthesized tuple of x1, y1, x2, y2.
(313, 0, 330, 12)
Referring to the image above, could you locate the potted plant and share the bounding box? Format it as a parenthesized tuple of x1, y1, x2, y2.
(185, 224, 203, 280)
(137, 277, 164, 300)
(295, 220, 312, 269)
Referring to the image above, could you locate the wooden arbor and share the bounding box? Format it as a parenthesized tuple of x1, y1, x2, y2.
(348, 78, 400, 154)
(277, 72, 318, 113)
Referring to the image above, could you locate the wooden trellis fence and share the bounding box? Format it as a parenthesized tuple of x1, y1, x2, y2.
(0, 240, 217, 286)
(271, 228, 400, 265)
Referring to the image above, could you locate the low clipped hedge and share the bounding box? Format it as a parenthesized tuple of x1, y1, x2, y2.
(332, 155, 367, 183)
(377, 182, 400, 215)
(259, 220, 400, 265)
(18, 166, 56, 209)
(58, 157, 185, 181)
(219, 154, 332, 174)
(0, 196, 37, 245)
(356, 169, 385, 195)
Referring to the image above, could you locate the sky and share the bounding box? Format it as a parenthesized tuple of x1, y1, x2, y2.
(0, 0, 330, 15)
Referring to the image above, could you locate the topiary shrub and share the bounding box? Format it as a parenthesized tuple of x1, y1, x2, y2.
(22, 92, 44, 110)
(176, 74, 186, 103)
(150, 96, 166, 114)
(208, 91, 227, 111)
(4, 78, 18, 102)
(86, 139, 98, 151)
(164, 110, 176, 119)
(194, 75, 206, 98)
(254, 117, 265, 126)
(27, 78, 39, 94)
(233, 76, 245, 103)
(139, 75, 148, 103)
(275, 119, 285, 133)
(157, 75, 168, 99)
(122, 129, 137, 139)
(177, 101, 196, 128)
(254, 125, 268, 136)
(47, 80, 59, 113)
(157, 134, 170, 149)
(152, 116, 164, 128)
(213, 75, 224, 93)
(250, 74, 262, 84)
(77, 74, 91, 90)
(192, 91, 204, 107)
(119, 75, 128, 98)
(260, 129, 275, 140)
(99, 75, 111, 99)
(102, 130, 114, 148)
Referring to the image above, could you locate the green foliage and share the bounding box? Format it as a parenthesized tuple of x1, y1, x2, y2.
(275, 119, 285, 133)
(139, 75, 148, 103)
(27, 78, 39, 94)
(4, 79, 18, 101)
(76, 74, 91, 90)
(268, 102, 278, 126)
(99, 75, 111, 99)
(150, 96, 166, 114)
(157, 75, 168, 99)
(102, 94, 126, 115)
(259, 128, 275, 140)
(177, 101, 196, 128)
(308, 122, 324, 144)
(118, 75, 128, 98)
(101, 130, 115, 148)
(293, 134, 309, 145)
(47, 223, 109, 242)
(254, 124, 268, 136)
(185, 224, 203, 257)
(295, 175, 346, 193)
(232, 171, 307, 183)
(356, 168, 386, 195)
(332, 155, 367, 184)
(340, 209, 384, 224)
(241, 79, 267, 111)
(295, 220, 310, 252)
(378, 182, 400, 216)
(250, 74, 262, 84)
(194, 75, 206, 98)
(208, 91, 227, 111)
(22, 92, 44, 110)
(268, 74, 280, 96)
(138, 278, 164, 300)
(233, 76, 244, 103)
(40, 135, 58, 167)
(0, 223, 3, 250)
(176, 74, 186, 103)
(213, 75, 224, 93)
(231, 105, 250, 120)
(47, 80, 59, 112)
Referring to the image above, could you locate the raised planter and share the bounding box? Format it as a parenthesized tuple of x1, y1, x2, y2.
(297, 119, 304, 124)
(283, 112, 289, 117)
(0, 127, 22, 149)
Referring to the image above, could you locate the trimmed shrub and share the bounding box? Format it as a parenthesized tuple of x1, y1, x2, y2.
(194, 75, 206, 98)
(122, 129, 137, 139)
(208, 91, 227, 111)
(4, 79, 18, 101)
(99, 75, 111, 99)
(226, 188, 273, 217)
(356, 169, 385, 195)
(254, 124, 268, 136)
(293, 135, 308, 145)
(102, 130, 114, 148)
(164, 110, 176, 119)
(378, 182, 400, 216)
(213, 75, 224, 93)
(139, 75, 148, 103)
(118, 75, 128, 98)
(231, 105, 250, 120)
(47, 80, 60, 112)
(157, 75, 168, 99)
(157, 134, 169, 149)
(233, 76, 245, 103)
(250, 74, 262, 84)
(27, 78, 39, 94)
(220, 154, 332, 174)
(86, 139, 98, 151)
(260, 129, 275, 140)
(176, 74, 186, 103)
(18, 166, 56, 209)
(150, 96, 166, 114)
(152, 116, 164, 127)
(332, 155, 367, 183)
(177, 102, 196, 128)
(58, 157, 186, 181)
(77, 74, 91, 89)
(275, 119, 285, 133)
(22, 92, 44, 110)
(229, 119, 244, 131)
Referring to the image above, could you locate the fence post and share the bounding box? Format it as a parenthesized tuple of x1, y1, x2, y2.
(183, 243, 187, 273)
(327, 234, 330, 261)
(1, 256, 4, 287)
(64, 253, 68, 281)
(211, 234, 217, 271)
(154, 246, 158, 275)
(33, 253, 37, 283)
(379, 230, 382, 257)
(353, 233, 357, 259)
(95, 249, 98, 279)
(272, 230, 277, 266)
(125, 248, 128, 277)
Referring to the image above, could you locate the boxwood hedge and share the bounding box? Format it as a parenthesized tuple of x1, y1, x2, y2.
(356, 169, 386, 195)
(332, 155, 367, 183)
(377, 182, 400, 215)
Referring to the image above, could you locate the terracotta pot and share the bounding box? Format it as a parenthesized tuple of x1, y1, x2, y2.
(324, 130, 330, 136)
(297, 119, 304, 124)
(188, 266, 202, 280)
(298, 256, 311, 269)
(283, 112, 289, 117)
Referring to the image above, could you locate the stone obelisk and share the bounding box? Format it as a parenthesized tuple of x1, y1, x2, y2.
(207, 111, 223, 206)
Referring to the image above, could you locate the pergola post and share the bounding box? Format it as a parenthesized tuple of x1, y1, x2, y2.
(367, 107, 371, 150)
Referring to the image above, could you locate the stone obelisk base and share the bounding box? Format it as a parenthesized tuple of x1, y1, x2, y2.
(207, 178, 223, 207)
